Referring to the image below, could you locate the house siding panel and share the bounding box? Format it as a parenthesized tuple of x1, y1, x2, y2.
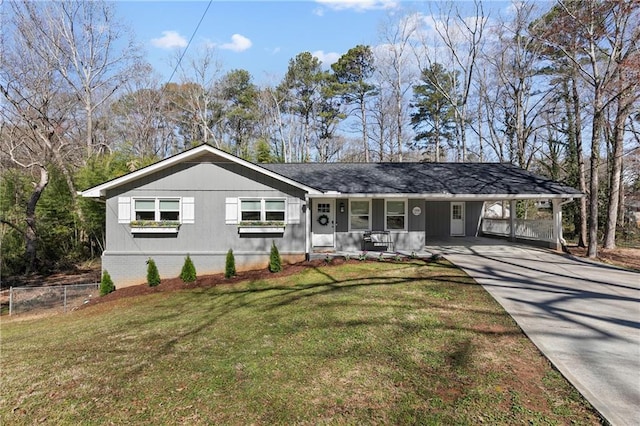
(103, 161, 306, 287)
(336, 198, 349, 232)
(372, 199, 385, 231)
(465, 201, 483, 236)
(408, 199, 425, 232)
(332, 198, 424, 252)
(425, 201, 450, 238)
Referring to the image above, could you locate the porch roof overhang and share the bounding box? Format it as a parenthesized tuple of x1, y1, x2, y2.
(307, 193, 584, 201)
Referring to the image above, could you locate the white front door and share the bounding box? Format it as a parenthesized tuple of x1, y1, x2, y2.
(450, 202, 465, 236)
(312, 200, 335, 247)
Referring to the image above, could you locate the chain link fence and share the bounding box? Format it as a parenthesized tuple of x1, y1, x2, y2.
(7, 283, 99, 316)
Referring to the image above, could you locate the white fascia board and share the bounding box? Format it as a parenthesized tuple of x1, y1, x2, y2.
(80, 145, 321, 198)
(309, 193, 583, 200)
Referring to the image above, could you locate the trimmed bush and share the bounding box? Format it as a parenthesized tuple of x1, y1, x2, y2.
(146, 258, 161, 287)
(180, 254, 197, 283)
(100, 270, 115, 296)
(225, 249, 236, 279)
(269, 241, 282, 273)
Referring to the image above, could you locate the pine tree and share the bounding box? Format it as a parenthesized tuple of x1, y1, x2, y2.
(180, 254, 197, 283)
(269, 241, 282, 273)
(146, 258, 161, 287)
(100, 270, 115, 296)
(225, 249, 236, 278)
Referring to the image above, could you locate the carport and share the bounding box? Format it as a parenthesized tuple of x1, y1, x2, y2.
(428, 238, 640, 426)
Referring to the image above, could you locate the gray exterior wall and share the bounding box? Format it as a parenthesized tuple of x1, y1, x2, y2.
(425, 201, 450, 239)
(103, 159, 307, 287)
(425, 201, 483, 240)
(333, 198, 425, 252)
(465, 201, 483, 236)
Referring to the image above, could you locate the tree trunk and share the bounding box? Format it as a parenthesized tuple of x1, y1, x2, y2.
(603, 99, 630, 249)
(85, 101, 93, 159)
(25, 166, 49, 273)
(587, 103, 603, 258)
(361, 98, 370, 162)
(572, 77, 588, 248)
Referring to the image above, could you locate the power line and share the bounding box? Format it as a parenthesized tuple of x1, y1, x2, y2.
(165, 0, 213, 84)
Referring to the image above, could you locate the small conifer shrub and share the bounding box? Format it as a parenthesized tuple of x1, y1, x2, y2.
(100, 270, 115, 296)
(146, 258, 161, 287)
(225, 249, 236, 279)
(268, 241, 282, 273)
(180, 254, 197, 283)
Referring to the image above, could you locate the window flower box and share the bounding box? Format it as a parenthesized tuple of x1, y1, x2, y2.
(237, 221, 286, 234)
(129, 220, 181, 234)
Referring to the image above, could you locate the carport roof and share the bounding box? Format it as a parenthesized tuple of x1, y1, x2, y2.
(261, 162, 583, 198)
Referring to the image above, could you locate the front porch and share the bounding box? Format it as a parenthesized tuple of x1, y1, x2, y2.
(309, 236, 557, 262)
(306, 197, 568, 260)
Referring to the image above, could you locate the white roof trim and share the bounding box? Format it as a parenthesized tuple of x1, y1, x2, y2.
(309, 193, 583, 200)
(80, 145, 322, 198)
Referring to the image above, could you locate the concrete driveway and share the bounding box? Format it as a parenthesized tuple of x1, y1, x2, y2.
(427, 238, 640, 426)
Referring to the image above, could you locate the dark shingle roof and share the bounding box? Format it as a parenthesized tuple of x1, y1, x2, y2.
(261, 162, 582, 196)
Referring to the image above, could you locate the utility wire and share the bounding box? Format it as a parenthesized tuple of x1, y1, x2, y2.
(165, 0, 213, 84)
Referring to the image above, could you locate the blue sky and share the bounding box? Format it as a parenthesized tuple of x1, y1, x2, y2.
(117, 0, 403, 83)
(116, 0, 503, 85)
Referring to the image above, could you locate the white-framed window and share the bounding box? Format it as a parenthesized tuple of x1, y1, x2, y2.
(118, 196, 194, 224)
(349, 199, 370, 231)
(385, 199, 407, 231)
(134, 198, 181, 222)
(240, 198, 286, 222)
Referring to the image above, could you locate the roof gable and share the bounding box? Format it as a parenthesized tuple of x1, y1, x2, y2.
(80, 145, 321, 198)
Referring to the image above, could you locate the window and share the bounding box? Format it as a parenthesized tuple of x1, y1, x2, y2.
(386, 200, 407, 230)
(317, 203, 330, 213)
(241, 200, 262, 221)
(134, 198, 180, 222)
(350, 200, 370, 230)
(452, 204, 462, 220)
(240, 198, 286, 222)
(265, 200, 285, 221)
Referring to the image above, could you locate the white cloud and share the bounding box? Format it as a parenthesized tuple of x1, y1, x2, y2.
(315, 0, 398, 12)
(312, 50, 341, 67)
(220, 34, 253, 52)
(151, 31, 188, 49)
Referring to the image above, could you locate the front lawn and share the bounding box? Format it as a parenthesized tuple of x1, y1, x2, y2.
(0, 259, 601, 424)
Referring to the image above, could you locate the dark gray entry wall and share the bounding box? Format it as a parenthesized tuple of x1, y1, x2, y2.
(425, 201, 450, 238)
(425, 201, 484, 239)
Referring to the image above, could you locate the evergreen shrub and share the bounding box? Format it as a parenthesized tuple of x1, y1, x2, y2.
(147, 258, 161, 286)
(269, 241, 282, 273)
(100, 270, 115, 296)
(225, 249, 236, 278)
(180, 254, 197, 283)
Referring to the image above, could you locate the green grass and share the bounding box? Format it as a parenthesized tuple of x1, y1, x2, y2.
(0, 260, 601, 425)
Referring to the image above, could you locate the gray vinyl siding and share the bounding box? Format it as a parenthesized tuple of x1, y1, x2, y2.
(103, 160, 306, 286)
(424, 201, 483, 240)
(372, 199, 385, 231)
(408, 199, 425, 232)
(335, 198, 349, 233)
(465, 201, 483, 236)
(332, 198, 425, 252)
(425, 201, 450, 238)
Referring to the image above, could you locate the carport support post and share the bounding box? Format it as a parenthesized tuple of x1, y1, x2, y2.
(551, 199, 563, 251)
(509, 200, 516, 242)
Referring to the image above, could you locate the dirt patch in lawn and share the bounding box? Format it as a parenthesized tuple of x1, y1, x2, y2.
(566, 245, 640, 271)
